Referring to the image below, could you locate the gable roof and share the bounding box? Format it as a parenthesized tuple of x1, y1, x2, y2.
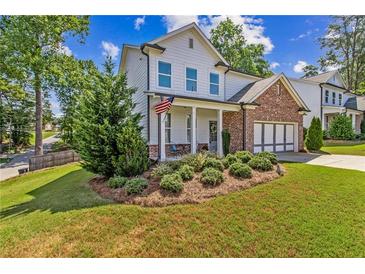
(344, 96, 365, 111)
(304, 70, 338, 83)
(228, 73, 310, 111)
(148, 22, 229, 66)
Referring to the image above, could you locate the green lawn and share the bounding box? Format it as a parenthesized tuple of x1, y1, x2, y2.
(1, 163, 364, 257)
(30, 131, 57, 145)
(321, 141, 365, 156)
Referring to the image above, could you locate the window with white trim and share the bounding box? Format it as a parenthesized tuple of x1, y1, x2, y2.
(158, 61, 171, 88)
(165, 113, 171, 143)
(189, 38, 194, 49)
(210, 73, 219, 95)
(339, 93, 342, 105)
(332, 92, 336, 104)
(186, 67, 197, 92)
(325, 90, 329, 103)
(186, 114, 191, 143)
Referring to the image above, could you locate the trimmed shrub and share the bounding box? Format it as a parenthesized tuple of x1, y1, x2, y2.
(256, 151, 278, 164)
(222, 129, 231, 156)
(248, 156, 273, 171)
(178, 164, 194, 181)
(361, 119, 365, 134)
(328, 114, 355, 140)
(151, 163, 174, 179)
(222, 153, 239, 168)
(305, 117, 323, 151)
(303, 127, 308, 142)
(201, 167, 224, 186)
(235, 151, 253, 163)
(166, 160, 182, 171)
(229, 163, 252, 178)
(107, 176, 128, 188)
(160, 173, 184, 192)
(203, 158, 224, 171)
(125, 178, 148, 195)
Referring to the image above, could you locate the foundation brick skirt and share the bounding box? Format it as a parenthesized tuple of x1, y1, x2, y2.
(149, 143, 209, 159)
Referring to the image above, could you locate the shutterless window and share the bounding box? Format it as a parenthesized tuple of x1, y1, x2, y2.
(186, 114, 191, 143)
(339, 93, 342, 105)
(332, 92, 336, 104)
(158, 61, 171, 88)
(210, 73, 219, 95)
(186, 67, 197, 92)
(325, 90, 329, 103)
(189, 38, 194, 49)
(165, 113, 171, 143)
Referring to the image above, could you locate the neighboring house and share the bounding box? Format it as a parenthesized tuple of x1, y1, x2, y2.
(120, 22, 363, 161)
(289, 70, 365, 133)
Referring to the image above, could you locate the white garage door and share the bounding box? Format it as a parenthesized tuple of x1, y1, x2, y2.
(254, 122, 295, 153)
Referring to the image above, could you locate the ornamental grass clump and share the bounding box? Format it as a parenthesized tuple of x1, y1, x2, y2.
(160, 173, 184, 193)
(235, 151, 253, 163)
(203, 158, 224, 171)
(178, 164, 194, 181)
(201, 167, 224, 186)
(229, 163, 252, 178)
(248, 156, 273, 171)
(151, 163, 174, 179)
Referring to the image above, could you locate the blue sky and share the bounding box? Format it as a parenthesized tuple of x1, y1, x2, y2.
(52, 15, 332, 115)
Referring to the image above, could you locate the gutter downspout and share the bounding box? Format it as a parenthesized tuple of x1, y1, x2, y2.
(319, 83, 323, 128)
(141, 46, 151, 145)
(240, 103, 246, 150)
(223, 67, 230, 101)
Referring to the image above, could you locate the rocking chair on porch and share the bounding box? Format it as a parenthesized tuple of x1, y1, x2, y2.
(169, 143, 183, 159)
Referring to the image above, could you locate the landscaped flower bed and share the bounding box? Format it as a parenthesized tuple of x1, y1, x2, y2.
(90, 151, 284, 207)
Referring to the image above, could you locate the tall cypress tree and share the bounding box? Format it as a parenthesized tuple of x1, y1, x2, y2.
(74, 57, 148, 178)
(305, 117, 323, 151)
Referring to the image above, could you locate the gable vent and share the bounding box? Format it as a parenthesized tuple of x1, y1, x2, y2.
(189, 38, 194, 49)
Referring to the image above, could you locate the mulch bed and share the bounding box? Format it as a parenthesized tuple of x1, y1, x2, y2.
(89, 165, 283, 207)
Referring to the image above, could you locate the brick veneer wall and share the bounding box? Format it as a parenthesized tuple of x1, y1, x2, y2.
(355, 114, 363, 133)
(223, 79, 304, 153)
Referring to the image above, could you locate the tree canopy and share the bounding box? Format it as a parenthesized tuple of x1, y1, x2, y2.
(210, 18, 272, 77)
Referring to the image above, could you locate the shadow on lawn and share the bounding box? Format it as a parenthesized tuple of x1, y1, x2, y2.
(1, 169, 112, 219)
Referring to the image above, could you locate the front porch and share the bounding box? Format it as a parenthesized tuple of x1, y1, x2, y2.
(322, 106, 363, 133)
(148, 95, 240, 161)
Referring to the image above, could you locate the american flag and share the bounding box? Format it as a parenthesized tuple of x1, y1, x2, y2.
(154, 96, 174, 114)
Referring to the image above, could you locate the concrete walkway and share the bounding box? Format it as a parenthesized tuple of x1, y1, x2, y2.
(278, 152, 365, 172)
(0, 135, 59, 181)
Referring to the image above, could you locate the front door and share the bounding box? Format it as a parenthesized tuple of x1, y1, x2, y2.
(209, 121, 217, 152)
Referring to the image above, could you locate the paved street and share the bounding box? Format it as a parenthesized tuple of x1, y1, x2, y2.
(0, 135, 59, 181)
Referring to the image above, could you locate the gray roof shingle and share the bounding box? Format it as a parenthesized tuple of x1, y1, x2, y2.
(344, 96, 365, 111)
(304, 70, 337, 83)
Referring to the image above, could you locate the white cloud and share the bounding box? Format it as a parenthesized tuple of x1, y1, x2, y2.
(293, 60, 308, 73)
(290, 28, 319, 41)
(101, 41, 120, 60)
(270, 62, 280, 69)
(162, 15, 274, 54)
(59, 45, 72, 56)
(325, 64, 341, 71)
(134, 16, 145, 30)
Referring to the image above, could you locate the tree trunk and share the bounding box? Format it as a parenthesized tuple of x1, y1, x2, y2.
(35, 73, 43, 155)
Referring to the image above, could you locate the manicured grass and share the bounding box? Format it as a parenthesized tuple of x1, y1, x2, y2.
(1, 163, 364, 257)
(30, 131, 57, 145)
(321, 141, 365, 156)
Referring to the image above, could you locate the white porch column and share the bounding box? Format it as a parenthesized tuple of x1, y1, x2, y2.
(191, 106, 197, 154)
(159, 113, 166, 161)
(217, 109, 223, 156)
(352, 114, 356, 130)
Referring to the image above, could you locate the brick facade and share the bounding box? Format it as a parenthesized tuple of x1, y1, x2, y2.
(223, 79, 304, 153)
(355, 114, 363, 133)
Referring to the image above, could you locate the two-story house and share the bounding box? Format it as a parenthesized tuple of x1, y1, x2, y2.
(120, 22, 364, 161)
(290, 71, 364, 132)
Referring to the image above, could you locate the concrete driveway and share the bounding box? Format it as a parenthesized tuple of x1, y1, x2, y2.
(0, 135, 59, 181)
(278, 152, 365, 172)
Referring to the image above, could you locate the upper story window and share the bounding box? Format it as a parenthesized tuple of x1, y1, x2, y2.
(332, 92, 336, 104)
(165, 113, 171, 143)
(209, 73, 219, 95)
(189, 38, 194, 49)
(325, 90, 329, 103)
(158, 61, 171, 88)
(186, 67, 197, 92)
(339, 93, 342, 105)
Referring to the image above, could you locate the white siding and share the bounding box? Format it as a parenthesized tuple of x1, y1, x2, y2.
(225, 72, 257, 100)
(149, 97, 217, 145)
(149, 29, 226, 101)
(289, 79, 321, 128)
(124, 48, 148, 139)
